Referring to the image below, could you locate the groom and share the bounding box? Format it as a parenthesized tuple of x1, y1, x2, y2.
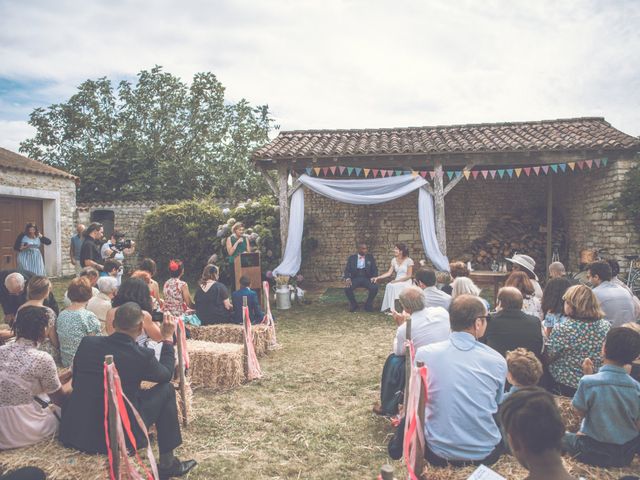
(343, 242, 379, 312)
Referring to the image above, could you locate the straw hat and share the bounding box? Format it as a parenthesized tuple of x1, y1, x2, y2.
(505, 254, 538, 280)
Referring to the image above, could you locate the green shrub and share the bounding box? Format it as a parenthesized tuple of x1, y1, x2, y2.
(618, 164, 640, 232)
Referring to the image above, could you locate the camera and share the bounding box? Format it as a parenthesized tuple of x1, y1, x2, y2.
(151, 310, 164, 322)
(114, 239, 133, 251)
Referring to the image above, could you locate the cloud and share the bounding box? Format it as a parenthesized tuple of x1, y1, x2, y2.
(0, 0, 639, 150)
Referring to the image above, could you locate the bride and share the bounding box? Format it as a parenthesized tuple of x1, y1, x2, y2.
(373, 243, 414, 312)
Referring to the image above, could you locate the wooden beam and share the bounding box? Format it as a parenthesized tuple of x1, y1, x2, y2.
(256, 163, 279, 196)
(433, 160, 447, 256)
(443, 163, 475, 196)
(277, 163, 290, 255)
(546, 174, 553, 271)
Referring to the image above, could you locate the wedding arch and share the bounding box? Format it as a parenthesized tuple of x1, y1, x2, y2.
(272, 173, 449, 276)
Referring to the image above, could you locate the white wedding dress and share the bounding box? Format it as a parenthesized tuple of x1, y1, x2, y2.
(380, 257, 414, 312)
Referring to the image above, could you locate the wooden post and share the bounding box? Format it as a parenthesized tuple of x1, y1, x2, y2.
(242, 296, 249, 378)
(414, 361, 427, 478)
(546, 174, 553, 271)
(404, 316, 412, 397)
(277, 163, 290, 256)
(379, 464, 395, 480)
(175, 322, 188, 428)
(105, 355, 120, 479)
(432, 160, 447, 256)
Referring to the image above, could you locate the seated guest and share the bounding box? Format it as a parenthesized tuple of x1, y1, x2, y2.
(589, 260, 636, 327)
(60, 303, 197, 478)
(140, 258, 163, 308)
(18, 276, 60, 364)
(57, 277, 102, 367)
(195, 265, 232, 324)
(87, 276, 118, 333)
(484, 287, 543, 359)
(343, 242, 379, 312)
(0, 270, 59, 327)
(373, 243, 413, 312)
(415, 294, 507, 466)
(440, 261, 469, 295)
(500, 388, 576, 480)
(609, 259, 640, 320)
(505, 271, 543, 320)
(63, 267, 99, 307)
(541, 277, 572, 337)
(232, 276, 265, 324)
(563, 327, 640, 467)
(163, 260, 193, 316)
(0, 306, 71, 449)
(375, 286, 450, 416)
(415, 268, 451, 310)
(100, 258, 121, 279)
(451, 276, 490, 310)
(105, 278, 162, 346)
(547, 285, 610, 397)
(623, 322, 640, 382)
(503, 348, 543, 402)
(506, 254, 543, 298)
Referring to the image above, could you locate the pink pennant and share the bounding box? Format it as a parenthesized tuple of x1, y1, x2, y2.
(541, 165, 549, 174)
(489, 170, 497, 179)
(419, 171, 427, 178)
(585, 159, 593, 169)
(576, 161, 584, 170)
(481, 170, 489, 179)
(523, 167, 531, 176)
(594, 158, 601, 168)
(472, 170, 479, 179)
(338, 166, 346, 175)
(533, 166, 540, 175)
(372, 169, 379, 177)
(329, 166, 336, 175)
(322, 167, 329, 176)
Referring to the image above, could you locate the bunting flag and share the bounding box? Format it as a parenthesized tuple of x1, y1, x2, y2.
(297, 157, 609, 180)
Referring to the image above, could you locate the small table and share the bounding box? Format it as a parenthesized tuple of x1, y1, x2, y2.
(469, 271, 510, 306)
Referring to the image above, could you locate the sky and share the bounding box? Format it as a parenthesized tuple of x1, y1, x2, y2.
(1, 0, 639, 151)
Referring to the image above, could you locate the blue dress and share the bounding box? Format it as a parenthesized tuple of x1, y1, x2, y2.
(17, 236, 46, 276)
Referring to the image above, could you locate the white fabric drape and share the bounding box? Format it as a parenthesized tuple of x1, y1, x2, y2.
(273, 174, 449, 276)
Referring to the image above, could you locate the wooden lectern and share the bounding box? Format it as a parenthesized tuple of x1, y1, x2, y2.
(234, 252, 262, 293)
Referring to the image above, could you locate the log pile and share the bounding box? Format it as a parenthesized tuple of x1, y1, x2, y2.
(470, 208, 566, 275)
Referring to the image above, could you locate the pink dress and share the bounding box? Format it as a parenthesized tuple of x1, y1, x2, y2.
(163, 277, 186, 316)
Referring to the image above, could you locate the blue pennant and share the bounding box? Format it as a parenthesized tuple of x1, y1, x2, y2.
(559, 163, 567, 172)
(305, 168, 312, 176)
(550, 164, 559, 173)
(506, 169, 514, 178)
(354, 168, 362, 176)
(446, 171, 455, 180)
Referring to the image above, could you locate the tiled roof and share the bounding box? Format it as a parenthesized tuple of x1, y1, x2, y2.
(254, 117, 640, 160)
(0, 147, 78, 181)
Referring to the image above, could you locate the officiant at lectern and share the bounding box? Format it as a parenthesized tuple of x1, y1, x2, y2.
(343, 242, 379, 312)
(226, 222, 251, 289)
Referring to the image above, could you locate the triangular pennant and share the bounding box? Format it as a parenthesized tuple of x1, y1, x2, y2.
(481, 170, 489, 179)
(567, 162, 575, 171)
(403, 170, 411, 175)
(472, 170, 480, 179)
(532, 166, 540, 175)
(322, 167, 329, 176)
(463, 170, 471, 180)
(454, 171, 462, 179)
(602, 157, 608, 166)
(514, 168, 522, 178)
(550, 164, 558, 173)
(497, 169, 505, 178)
(594, 158, 601, 168)
(372, 169, 379, 177)
(585, 159, 593, 169)
(419, 171, 427, 178)
(313, 167, 321, 176)
(338, 166, 346, 175)
(354, 167, 362, 176)
(523, 167, 531, 176)
(559, 163, 567, 172)
(305, 168, 312, 175)
(506, 168, 514, 178)
(394, 170, 402, 176)
(447, 171, 455, 180)
(363, 168, 370, 177)
(489, 170, 497, 179)
(576, 161, 584, 170)
(329, 166, 337, 175)
(346, 167, 354, 176)
(541, 165, 549, 174)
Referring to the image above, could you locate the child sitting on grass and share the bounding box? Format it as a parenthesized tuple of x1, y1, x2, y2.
(563, 326, 640, 467)
(503, 348, 543, 402)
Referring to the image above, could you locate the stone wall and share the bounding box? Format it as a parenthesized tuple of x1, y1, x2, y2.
(300, 158, 639, 281)
(0, 169, 77, 277)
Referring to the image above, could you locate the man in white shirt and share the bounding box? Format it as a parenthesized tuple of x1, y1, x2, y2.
(415, 268, 451, 310)
(589, 261, 636, 327)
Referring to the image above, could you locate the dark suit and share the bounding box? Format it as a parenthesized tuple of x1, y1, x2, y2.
(231, 287, 265, 324)
(0, 269, 59, 318)
(483, 309, 544, 358)
(343, 253, 379, 309)
(60, 333, 181, 455)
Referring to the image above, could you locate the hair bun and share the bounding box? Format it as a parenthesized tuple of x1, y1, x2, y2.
(169, 260, 180, 271)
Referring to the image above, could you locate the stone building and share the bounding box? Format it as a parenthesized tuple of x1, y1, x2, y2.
(0, 147, 78, 276)
(254, 117, 640, 282)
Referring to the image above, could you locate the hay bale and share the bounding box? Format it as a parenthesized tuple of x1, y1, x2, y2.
(140, 380, 194, 424)
(186, 340, 244, 390)
(0, 438, 108, 480)
(555, 395, 581, 433)
(190, 324, 273, 357)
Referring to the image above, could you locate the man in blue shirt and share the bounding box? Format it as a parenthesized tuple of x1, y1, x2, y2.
(415, 294, 507, 466)
(231, 276, 265, 324)
(69, 224, 85, 274)
(563, 327, 640, 467)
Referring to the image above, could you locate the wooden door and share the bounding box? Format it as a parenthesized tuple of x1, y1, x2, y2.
(0, 197, 44, 270)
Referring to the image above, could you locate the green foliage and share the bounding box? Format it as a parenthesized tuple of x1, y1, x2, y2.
(138, 197, 283, 282)
(20, 66, 276, 203)
(618, 164, 640, 231)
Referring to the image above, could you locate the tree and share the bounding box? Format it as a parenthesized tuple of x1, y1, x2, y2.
(20, 66, 276, 202)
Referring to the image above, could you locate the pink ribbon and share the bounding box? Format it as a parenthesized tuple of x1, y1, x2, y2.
(402, 341, 429, 480)
(261, 281, 278, 348)
(176, 317, 190, 369)
(243, 306, 262, 380)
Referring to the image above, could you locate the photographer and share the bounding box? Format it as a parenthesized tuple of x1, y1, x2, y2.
(101, 230, 135, 286)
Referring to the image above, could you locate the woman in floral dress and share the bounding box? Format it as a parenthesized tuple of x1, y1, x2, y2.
(162, 259, 193, 316)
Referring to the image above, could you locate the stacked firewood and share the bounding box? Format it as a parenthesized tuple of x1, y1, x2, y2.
(469, 209, 566, 274)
